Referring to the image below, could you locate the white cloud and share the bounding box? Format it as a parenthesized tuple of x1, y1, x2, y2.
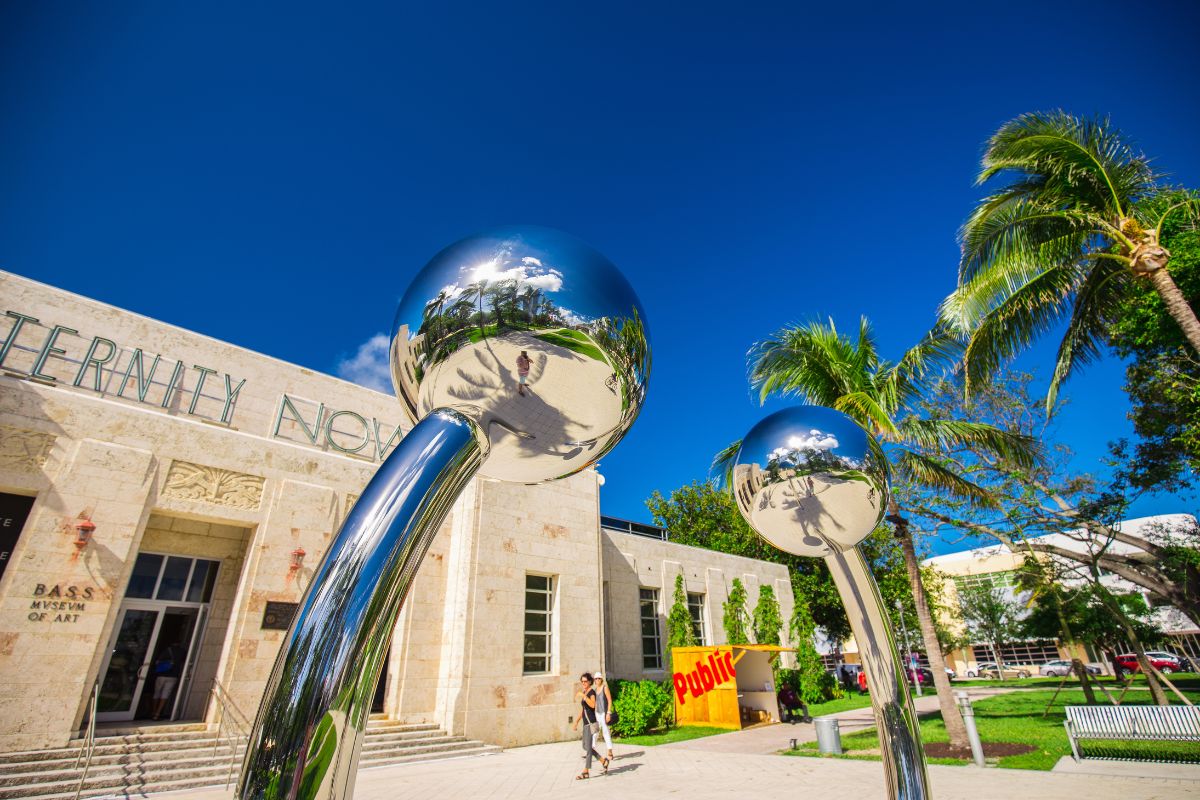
(336, 333, 394, 394)
(521, 256, 543, 267)
(790, 430, 839, 451)
(768, 429, 840, 464)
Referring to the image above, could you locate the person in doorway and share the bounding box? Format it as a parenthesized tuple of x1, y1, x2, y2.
(151, 642, 184, 721)
(570, 672, 609, 779)
(516, 351, 532, 396)
(593, 672, 615, 763)
(856, 666, 868, 695)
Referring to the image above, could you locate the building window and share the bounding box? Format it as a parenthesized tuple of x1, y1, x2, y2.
(640, 588, 662, 670)
(971, 640, 1059, 665)
(687, 592, 707, 645)
(952, 571, 1017, 593)
(524, 574, 554, 674)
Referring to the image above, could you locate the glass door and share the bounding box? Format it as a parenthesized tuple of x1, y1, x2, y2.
(96, 604, 164, 722)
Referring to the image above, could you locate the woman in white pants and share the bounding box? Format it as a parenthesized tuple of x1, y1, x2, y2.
(593, 672, 614, 762)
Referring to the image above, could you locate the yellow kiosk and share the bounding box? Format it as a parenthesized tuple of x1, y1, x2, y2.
(671, 644, 795, 729)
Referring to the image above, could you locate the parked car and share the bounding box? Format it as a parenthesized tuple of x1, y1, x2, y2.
(967, 662, 1031, 679)
(1039, 659, 1101, 677)
(1114, 651, 1191, 674)
(902, 666, 955, 685)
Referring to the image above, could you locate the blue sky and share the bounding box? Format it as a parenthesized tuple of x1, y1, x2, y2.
(2, 2, 1198, 554)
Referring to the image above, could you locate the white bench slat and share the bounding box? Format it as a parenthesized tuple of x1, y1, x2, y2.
(1065, 705, 1200, 760)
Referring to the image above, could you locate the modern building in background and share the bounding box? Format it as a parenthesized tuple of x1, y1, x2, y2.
(923, 516, 1200, 675)
(0, 271, 792, 755)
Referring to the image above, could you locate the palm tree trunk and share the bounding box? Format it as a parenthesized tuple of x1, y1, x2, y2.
(891, 509, 970, 750)
(1147, 267, 1200, 355)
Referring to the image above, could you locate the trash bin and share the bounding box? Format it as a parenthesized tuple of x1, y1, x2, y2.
(814, 716, 843, 755)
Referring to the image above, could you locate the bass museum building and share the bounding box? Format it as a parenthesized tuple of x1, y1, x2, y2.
(0, 270, 793, 755)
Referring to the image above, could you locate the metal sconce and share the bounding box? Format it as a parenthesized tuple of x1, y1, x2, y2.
(289, 547, 306, 573)
(73, 518, 96, 549)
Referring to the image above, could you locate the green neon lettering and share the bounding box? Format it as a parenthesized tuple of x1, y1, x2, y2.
(272, 394, 325, 444)
(72, 337, 118, 390)
(31, 325, 77, 381)
(0, 311, 39, 368)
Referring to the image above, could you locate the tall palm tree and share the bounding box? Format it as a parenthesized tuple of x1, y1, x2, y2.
(719, 317, 1040, 751)
(940, 111, 1200, 406)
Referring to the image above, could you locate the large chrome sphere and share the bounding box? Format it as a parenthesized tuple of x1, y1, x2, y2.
(732, 406, 888, 557)
(390, 226, 651, 484)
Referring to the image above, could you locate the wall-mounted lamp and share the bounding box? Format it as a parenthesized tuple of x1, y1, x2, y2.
(74, 518, 96, 549)
(289, 547, 306, 573)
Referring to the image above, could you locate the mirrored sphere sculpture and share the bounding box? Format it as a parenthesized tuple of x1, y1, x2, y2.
(239, 226, 649, 800)
(734, 406, 930, 800)
(391, 225, 650, 484)
(731, 405, 888, 557)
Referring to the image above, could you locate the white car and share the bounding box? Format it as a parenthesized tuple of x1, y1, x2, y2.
(1039, 659, 1101, 677)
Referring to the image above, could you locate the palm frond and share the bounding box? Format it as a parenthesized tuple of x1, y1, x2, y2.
(710, 439, 742, 488)
(957, 263, 1083, 395)
(748, 318, 877, 406)
(895, 450, 999, 509)
(888, 324, 963, 405)
(833, 391, 900, 437)
(978, 111, 1157, 216)
(1046, 257, 1131, 408)
(898, 418, 1041, 469)
(956, 197, 1098, 298)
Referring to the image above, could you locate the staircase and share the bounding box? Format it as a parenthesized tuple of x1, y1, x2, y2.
(0, 716, 501, 800)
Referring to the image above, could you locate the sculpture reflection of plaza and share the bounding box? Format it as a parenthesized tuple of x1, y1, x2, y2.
(732, 408, 887, 557)
(390, 226, 650, 483)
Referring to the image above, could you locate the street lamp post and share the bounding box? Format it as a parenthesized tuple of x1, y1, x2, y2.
(895, 600, 921, 697)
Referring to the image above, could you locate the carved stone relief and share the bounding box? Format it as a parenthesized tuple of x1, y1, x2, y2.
(0, 425, 55, 472)
(163, 460, 264, 510)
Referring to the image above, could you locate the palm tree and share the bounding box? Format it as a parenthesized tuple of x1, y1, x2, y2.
(719, 317, 1040, 751)
(940, 111, 1200, 406)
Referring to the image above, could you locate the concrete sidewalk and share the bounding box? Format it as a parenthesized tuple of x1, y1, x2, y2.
(145, 740, 1198, 800)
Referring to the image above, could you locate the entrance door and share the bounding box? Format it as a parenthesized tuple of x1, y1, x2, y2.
(95, 552, 220, 723)
(96, 603, 164, 722)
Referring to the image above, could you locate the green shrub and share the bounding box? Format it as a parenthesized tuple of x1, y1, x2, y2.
(609, 679, 673, 737)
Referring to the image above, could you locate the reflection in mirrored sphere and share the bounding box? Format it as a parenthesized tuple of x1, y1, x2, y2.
(390, 226, 651, 484)
(732, 406, 888, 556)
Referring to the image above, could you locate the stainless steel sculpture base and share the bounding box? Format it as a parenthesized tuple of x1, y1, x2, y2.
(825, 547, 930, 800)
(237, 409, 483, 800)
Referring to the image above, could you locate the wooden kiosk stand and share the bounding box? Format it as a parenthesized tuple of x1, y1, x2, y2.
(671, 644, 795, 730)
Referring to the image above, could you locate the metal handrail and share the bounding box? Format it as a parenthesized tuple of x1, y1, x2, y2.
(73, 681, 100, 800)
(210, 680, 252, 788)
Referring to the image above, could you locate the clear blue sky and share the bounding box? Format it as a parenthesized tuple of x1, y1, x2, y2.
(2, 2, 1197, 553)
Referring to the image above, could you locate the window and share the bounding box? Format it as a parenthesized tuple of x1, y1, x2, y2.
(687, 592, 706, 645)
(640, 588, 662, 670)
(523, 574, 554, 674)
(125, 553, 219, 602)
(952, 571, 1017, 593)
(971, 640, 1059, 665)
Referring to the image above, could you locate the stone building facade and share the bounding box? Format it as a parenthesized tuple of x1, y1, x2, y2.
(0, 271, 791, 754)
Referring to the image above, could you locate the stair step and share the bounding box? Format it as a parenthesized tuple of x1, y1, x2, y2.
(0, 724, 500, 800)
(361, 744, 502, 768)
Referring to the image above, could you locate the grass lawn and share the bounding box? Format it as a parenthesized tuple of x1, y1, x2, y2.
(950, 673, 1200, 691)
(806, 694, 875, 716)
(615, 725, 732, 746)
(784, 689, 1200, 770)
(533, 329, 609, 363)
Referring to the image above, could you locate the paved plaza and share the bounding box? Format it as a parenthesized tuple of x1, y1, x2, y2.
(143, 686, 1198, 800)
(155, 737, 1198, 800)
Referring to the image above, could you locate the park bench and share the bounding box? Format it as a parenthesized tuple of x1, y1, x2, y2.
(1064, 704, 1200, 761)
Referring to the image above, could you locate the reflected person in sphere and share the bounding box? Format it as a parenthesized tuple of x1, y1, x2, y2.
(570, 672, 609, 779)
(516, 350, 532, 396)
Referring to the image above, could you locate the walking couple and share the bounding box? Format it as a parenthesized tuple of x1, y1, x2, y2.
(572, 671, 614, 779)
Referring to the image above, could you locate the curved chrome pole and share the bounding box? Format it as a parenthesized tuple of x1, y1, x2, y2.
(824, 546, 931, 800)
(237, 408, 483, 800)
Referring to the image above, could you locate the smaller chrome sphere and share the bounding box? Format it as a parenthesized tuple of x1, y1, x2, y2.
(732, 406, 888, 557)
(390, 226, 650, 484)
